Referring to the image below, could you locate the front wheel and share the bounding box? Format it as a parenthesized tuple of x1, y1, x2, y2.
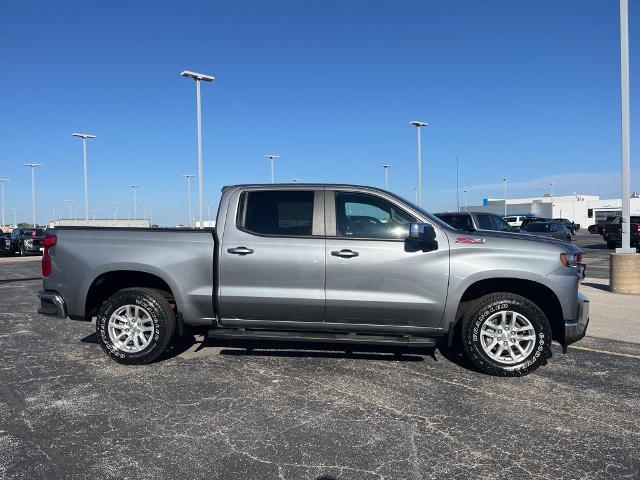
(460, 293, 552, 376)
(96, 288, 176, 365)
(18, 243, 26, 256)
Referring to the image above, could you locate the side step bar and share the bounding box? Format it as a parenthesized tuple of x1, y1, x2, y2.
(207, 328, 436, 347)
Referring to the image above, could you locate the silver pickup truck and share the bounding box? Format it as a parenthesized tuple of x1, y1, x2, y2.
(37, 184, 589, 376)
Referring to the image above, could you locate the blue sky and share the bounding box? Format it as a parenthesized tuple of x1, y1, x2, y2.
(0, 0, 638, 225)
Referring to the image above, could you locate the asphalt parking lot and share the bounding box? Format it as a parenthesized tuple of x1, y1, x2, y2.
(1, 256, 639, 479)
(572, 230, 612, 280)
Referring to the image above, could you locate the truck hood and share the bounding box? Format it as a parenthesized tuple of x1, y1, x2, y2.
(461, 230, 581, 253)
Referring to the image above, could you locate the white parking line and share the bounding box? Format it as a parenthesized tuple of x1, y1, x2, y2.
(570, 345, 640, 360)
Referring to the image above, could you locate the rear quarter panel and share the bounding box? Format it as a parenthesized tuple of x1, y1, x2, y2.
(44, 229, 215, 325)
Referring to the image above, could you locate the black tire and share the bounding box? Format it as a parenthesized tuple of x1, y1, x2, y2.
(18, 243, 26, 256)
(96, 288, 176, 365)
(460, 293, 552, 377)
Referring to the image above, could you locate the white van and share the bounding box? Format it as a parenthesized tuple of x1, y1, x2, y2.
(503, 215, 527, 231)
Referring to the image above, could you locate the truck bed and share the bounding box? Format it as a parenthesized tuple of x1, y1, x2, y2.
(43, 227, 217, 325)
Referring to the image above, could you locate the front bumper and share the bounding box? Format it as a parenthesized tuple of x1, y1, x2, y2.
(37, 289, 67, 319)
(564, 290, 589, 347)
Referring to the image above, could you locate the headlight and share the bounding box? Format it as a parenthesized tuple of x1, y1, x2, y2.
(560, 252, 582, 267)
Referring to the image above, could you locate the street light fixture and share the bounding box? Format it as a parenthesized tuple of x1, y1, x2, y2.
(0, 178, 8, 227)
(129, 185, 141, 221)
(72, 132, 96, 223)
(502, 177, 508, 217)
(381, 164, 391, 190)
(265, 155, 279, 183)
(65, 199, 75, 221)
(182, 174, 194, 228)
(181, 70, 215, 230)
(409, 121, 428, 206)
(24, 163, 42, 227)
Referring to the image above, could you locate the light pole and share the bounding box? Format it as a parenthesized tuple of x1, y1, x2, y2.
(502, 177, 508, 217)
(181, 70, 215, 230)
(65, 199, 75, 221)
(0, 178, 8, 227)
(24, 163, 42, 227)
(130, 185, 140, 220)
(265, 155, 279, 183)
(549, 182, 555, 218)
(50, 205, 56, 222)
(410, 121, 428, 206)
(618, 0, 634, 253)
(112, 207, 118, 223)
(72, 133, 96, 223)
(10, 207, 18, 226)
(381, 164, 391, 190)
(463, 189, 469, 212)
(182, 174, 194, 227)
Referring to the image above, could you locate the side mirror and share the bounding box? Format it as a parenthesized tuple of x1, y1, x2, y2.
(406, 222, 438, 252)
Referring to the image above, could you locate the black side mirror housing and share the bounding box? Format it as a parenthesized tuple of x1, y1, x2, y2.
(406, 222, 438, 252)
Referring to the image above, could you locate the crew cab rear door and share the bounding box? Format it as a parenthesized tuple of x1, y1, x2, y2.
(218, 187, 326, 322)
(324, 188, 449, 328)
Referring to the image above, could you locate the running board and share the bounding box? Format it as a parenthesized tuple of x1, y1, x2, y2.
(207, 328, 436, 347)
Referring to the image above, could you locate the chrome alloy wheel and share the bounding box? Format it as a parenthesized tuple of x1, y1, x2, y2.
(108, 305, 155, 353)
(479, 310, 536, 364)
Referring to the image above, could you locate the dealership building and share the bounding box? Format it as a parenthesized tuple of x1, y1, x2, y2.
(466, 193, 640, 228)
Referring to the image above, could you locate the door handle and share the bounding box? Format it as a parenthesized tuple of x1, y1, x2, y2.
(331, 249, 359, 258)
(227, 246, 254, 255)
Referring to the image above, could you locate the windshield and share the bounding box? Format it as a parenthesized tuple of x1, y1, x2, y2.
(523, 222, 549, 232)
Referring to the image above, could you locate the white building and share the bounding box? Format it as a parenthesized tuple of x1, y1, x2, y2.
(465, 194, 640, 228)
(49, 219, 151, 228)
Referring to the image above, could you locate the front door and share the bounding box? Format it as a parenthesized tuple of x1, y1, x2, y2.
(218, 188, 326, 322)
(324, 190, 449, 328)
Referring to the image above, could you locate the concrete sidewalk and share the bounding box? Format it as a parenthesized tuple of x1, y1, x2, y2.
(581, 277, 640, 344)
(0, 256, 41, 264)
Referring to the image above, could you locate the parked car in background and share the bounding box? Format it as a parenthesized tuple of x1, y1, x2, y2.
(587, 224, 599, 234)
(519, 216, 550, 231)
(597, 216, 618, 237)
(1, 232, 12, 256)
(434, 211, 513, 232)
(602, 216, 640, 249)
(521, 221, 572, 242)
(553, 218, 580, 235)
(9, 227, 46, 256)
(37, 183, 588, 377)
(503, 215, 527, 231)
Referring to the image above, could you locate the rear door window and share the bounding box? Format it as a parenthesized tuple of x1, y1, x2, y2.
(491, 216, 512, 232)
(239, 190, 315, 236)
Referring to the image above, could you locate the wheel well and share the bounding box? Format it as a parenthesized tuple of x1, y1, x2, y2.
(456, 278, 565, 342)
(85, 270, 176, 320)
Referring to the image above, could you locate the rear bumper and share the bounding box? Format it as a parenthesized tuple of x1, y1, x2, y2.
(37, 289, 67, 319)
(564, 291, 589, 346)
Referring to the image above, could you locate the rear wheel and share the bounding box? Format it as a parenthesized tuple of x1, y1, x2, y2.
(96, 288, 176, 365)
(461, 293, 552, 376)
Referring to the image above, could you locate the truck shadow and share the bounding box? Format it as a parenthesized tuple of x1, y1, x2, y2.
(80, 333, 478, 372)
(164, 335, 478, 371)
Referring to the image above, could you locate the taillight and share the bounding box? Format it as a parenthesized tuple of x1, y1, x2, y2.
(636, 224, 640, 235)
(42, 234, 57, 277)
